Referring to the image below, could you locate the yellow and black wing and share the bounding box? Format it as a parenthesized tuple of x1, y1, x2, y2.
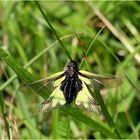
(41, 85, 66, 112)
(75, 81, 100, 113)
(74, 70, 122, 112)
(24, 71, 66, 111)
(79, 70, 122, 89)
(24, 71, 65, 90)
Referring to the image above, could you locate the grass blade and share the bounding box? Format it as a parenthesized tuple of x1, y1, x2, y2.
(35, 1, 72, 61)
(0, 92, 11, 139)
(62, 107, 117, 138)
(94, 89, 121, 138)
(80, 25, 105, 68)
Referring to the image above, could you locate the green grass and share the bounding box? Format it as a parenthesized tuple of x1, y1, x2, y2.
(0, 1, 140, 139)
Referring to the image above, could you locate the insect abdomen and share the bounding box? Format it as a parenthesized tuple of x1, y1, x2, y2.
(60, 77, 82, 104)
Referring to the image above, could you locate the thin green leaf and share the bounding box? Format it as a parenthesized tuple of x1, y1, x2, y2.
(80, 25, 105, 68)
(94, 89, 121, 138)
(0, 92, 11, 139)
(35, 1, 72, 61)
(62, 107, 117, 138)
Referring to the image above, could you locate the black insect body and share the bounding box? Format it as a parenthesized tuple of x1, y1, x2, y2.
(60, 75, 82, 105)
(25, 60, 121, 112)
(60, 61, 82, 105)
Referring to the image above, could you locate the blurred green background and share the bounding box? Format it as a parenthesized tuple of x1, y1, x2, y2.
(0, 1, 140, 139)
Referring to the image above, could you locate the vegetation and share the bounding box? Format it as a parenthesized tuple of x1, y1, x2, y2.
(0, 1, 140, 139)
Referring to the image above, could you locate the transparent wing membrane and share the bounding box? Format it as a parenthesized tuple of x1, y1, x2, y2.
(79, 70, 122, 89)
(24, 71, 65, 87)
(23, 71, 65, 92)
